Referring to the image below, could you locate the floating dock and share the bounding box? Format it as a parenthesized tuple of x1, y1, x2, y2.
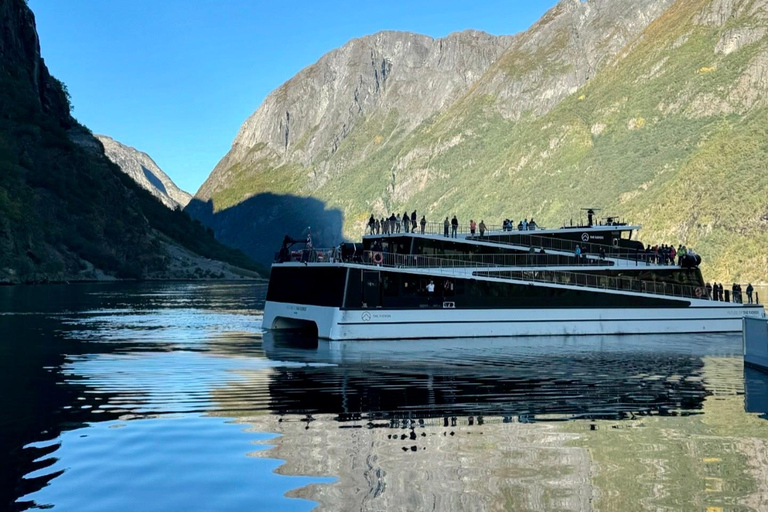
(744, 317, 768, 371)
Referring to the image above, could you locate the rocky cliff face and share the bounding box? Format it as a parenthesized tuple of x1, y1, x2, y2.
(96, 135, 192, 210)
(193, 0, 768, 280)
(466, 0, 677, 119)
(197, 30, 514, 203)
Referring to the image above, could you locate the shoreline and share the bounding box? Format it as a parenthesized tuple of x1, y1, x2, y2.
(0, 277, 267, 287)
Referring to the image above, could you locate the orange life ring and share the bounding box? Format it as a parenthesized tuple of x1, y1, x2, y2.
(695, 287, 703, 298)
(372, 252, 383, 264)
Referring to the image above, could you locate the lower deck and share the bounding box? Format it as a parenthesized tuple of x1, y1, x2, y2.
(264, 301, 765, 340)
(263, 263, 764, 340)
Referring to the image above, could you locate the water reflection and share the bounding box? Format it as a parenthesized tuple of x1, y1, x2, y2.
(1, 283, 767, 511)
(260, 332, 721, 421)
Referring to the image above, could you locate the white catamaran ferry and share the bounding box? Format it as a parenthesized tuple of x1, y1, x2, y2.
(263, 213, 764, 340)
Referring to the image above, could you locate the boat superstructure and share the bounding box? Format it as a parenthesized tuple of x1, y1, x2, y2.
(263, 220, 764, 340)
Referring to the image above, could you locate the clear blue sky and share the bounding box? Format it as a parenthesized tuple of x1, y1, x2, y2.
(29, 0, 556, 194)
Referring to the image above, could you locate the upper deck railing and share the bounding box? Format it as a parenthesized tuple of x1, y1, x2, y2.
(365, 222, 673, 266)
(277, 248, 754, 303)
(366, 220, 632, 238)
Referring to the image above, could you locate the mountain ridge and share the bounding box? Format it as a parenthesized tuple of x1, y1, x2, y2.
(189, 0, 768, 281)
(96, 134, 192, 210)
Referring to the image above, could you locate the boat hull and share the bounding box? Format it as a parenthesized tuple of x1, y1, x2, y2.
(263, 300, 765, 340)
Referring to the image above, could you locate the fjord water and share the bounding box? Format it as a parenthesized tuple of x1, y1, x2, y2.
(2, 283, 768, 511)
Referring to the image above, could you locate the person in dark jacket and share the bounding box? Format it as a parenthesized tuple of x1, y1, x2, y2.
(747, 283, 754, 304)
(367, 215, 376, 234)
(411, 211, 417, 233)
(443, 217, 450, 237)
(705, 282, 713, 300)
(402, 212, 410, 233)
(451, 216, 459, 238)
(420, 216, 427, 234)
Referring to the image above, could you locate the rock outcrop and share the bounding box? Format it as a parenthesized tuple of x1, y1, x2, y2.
(96, 135, 192, 209)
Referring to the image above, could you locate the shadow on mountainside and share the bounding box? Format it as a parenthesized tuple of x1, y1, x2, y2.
(185, 194, 346, 268)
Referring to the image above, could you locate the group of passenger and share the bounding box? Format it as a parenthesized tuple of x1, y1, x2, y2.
(640, 244, 699, 265)
(368, 212, 427, 235)
(367, 211, 543, 238)
(704, 282, 754, 303)
(502, 218, 538, 231)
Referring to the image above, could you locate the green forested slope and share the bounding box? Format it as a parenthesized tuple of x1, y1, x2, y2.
(0, 0, 262, 282)
(199, 0, 768, 281)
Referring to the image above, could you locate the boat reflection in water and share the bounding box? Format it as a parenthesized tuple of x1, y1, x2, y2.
(204, 331, 768, 511)
(258, 331, 714, 421)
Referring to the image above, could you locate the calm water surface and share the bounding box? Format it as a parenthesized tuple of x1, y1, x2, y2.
(2, 282, 768, 511)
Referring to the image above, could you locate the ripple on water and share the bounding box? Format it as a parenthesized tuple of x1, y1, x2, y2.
(20, 416, 335, 512)
(5, 282, 768, 512)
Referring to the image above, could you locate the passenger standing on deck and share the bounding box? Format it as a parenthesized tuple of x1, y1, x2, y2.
(411, 211, 417, 233)
(732, 283, 739, 303)
(443, 217, 450, 237)
(375, 219, 380, 234)
(382, 217, 389, 235)
(427, 280, 435, 306)
(747, 283, 754, 304)
(706, 282, 713, 300)
(523, 218, 529, 231)
(470, 219, 477, 236)
(368, 215, 375, 234)
(479, 220, 487, 238)
(575, 244, 582, 262)
(451, 215, 459, 238)
(420, 216, 427, 234)
(402, 212, 410, 233)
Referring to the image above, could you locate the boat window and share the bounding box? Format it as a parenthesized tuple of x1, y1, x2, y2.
(382, 274, 399, 297)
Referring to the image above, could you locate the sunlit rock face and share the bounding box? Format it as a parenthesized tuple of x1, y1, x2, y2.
(191, 0, 768, 281)
(96, 135, 192, 210)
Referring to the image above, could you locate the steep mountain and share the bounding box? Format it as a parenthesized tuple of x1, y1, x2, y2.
(96, 135, 192, 210)
(191, 0, 768, 281)
(0, 0, 261, 283)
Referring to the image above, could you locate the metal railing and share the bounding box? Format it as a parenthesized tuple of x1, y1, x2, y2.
(277, 248, 753, 302)
(365, 221, 685, 267)
(372, 251, 610, 268)
(475, 269, 709, 301)
(365, 220, 544, 237)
